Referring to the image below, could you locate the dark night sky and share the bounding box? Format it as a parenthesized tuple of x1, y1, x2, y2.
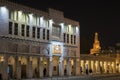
(8, 0, 120, 53)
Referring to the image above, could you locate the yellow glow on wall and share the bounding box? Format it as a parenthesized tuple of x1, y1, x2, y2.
(18, 57, 21, 61)
(64, 60, 66, 65)
(69, 25, 71, 33)
(44, 61, 47, 65)
(52, 45, 62, 54)
(100, 61, 102, 66)
(71, 59, 74, 65)
(0, 56, 4, 62)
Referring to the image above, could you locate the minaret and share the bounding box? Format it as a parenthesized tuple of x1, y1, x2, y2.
(90, 32, 101, 54)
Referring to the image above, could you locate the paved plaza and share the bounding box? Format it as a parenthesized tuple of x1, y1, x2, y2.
(22, 74, 120, 80)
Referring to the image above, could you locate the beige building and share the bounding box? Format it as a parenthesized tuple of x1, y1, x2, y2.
(0, 0, 119, 80)
(81, 33, 120, 75)
(0, 0, 80, 79)
(80, 53, 120, 75)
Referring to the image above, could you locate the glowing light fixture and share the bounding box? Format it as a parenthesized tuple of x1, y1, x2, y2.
(29, 13, 33, 18)
(18, 57, 21, 61)
(40, 57, 43, 61)
(30, 56, 32, 62)
(44, 62, 47, 65)
(0, 6, 7, 13)
(18, 10, 22, 17)
(0, 6, 6, 10)
(77, 58, 79, 62)
(0, 56, 4, 62)
(50, 57, 52, 62)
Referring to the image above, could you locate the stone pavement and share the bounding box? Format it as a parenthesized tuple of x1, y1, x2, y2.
(21, 73, 120, 80)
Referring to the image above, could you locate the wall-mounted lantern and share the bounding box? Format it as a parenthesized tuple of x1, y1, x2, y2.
(30, 56, 32, 62)
(18, 56, 22, 61)
(0, 56, 4, 62)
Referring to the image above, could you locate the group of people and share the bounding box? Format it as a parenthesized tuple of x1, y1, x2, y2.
(0, 74, 2, 80)
(86, 68, 93, 75)
(81, 66, 93, 76)
(34, 68, 47, 77)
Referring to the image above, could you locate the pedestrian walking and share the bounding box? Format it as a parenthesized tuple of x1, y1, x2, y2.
(43, 68, 47, 77)
(89, 68, 92, 76)
(86, 69, 88, 75)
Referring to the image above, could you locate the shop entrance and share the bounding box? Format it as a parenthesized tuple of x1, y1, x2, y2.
(7, 65, 13, 78)
(52, 56, 60, 76)
(21, 65, 26, 78)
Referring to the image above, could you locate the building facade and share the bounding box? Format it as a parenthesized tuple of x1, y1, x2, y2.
(80, 53, 120, 75)
(81, 33, 120, 75)
(0, 0, 80, 79)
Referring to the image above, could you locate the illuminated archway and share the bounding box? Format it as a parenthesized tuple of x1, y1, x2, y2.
(8, 56, 15, 78)
(52, 56, 59, 76)
(21, 57, 27, 78)
(32, 57, 39, 78)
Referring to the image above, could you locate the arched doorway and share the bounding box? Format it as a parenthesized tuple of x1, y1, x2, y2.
(80, 60, 84, 74)
(8, 56, 15, 79)
(85, 61, 89, 75)
(32, 57, 39, 78)
(43, 57, 49, 77)
(71, 59, 75, 76)
(52, 56, 59, 76)
(63, 60, 67, 76)
(21, 57, 27, 78)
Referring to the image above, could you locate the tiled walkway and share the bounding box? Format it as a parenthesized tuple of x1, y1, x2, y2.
(21, 73, 120, 80)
